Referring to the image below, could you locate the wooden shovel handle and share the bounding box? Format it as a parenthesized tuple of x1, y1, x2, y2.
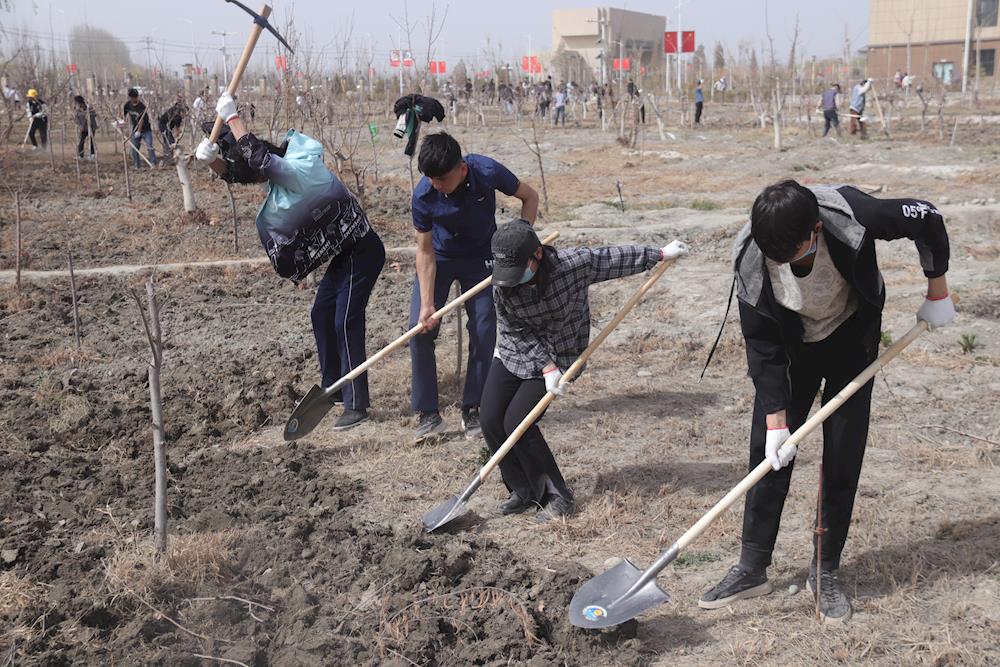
(209, 3, 272, 144)
(326, 231, 560, 392)
(479, 255, 676, 481)
(674, 320, 928, 552)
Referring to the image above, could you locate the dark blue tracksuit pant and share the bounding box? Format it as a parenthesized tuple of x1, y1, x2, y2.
(409, 255, 496, 413)
(311, 229, 385, 410)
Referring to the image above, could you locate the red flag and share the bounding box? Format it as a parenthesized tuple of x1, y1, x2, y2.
(274, 55, 287, 71)
(390, 49, 401, 68)
(664, 32, 678, 54)
(438, 61, 447, 74)
(682, 31, 696, 53)
(612, 58, 631, 71)
(429, 61, 438, 74)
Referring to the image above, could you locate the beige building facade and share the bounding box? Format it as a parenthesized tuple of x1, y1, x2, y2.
(551, 7, 667, 84)
(867, 0, 998, 85)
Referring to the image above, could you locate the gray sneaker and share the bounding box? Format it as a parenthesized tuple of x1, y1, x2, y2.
(806, 567, 853, 624)
(414, 411, 446, 442)
(699, 564, 773, 609)
(332, 408, 368, 431)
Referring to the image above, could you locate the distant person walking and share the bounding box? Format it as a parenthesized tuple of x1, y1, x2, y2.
(73, 95, 97, 159)
(694, 79, 705, 124)
(25, 89, 48, 149)
(553, 86, 567, 126)
(123, 87, 158, 168)
(820, 83, 842, 138)
(849, 79, 872, 138)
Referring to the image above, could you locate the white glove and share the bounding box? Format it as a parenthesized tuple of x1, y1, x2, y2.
(660, 240, 690, 260)
(216, 92, 238, 123)
(543, 365, 566, 397)
(917, 294, 955, 330)
(132, 131, 141, 139)
(195, 138, 220, 163)
(765, 427, 796, 471)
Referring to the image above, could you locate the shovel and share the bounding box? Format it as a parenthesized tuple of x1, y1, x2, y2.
(568, 320, 928, 628)
(423, 255, 678, 532)
(283, 231, 560, 441)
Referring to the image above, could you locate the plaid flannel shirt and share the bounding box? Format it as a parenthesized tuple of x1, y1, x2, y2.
(494, 245, 662, 379)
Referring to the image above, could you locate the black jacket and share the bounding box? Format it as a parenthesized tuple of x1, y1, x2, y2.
(733, 185, 949, 413)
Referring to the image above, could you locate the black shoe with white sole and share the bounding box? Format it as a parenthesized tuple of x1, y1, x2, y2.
(332, 408, 369, 431)
(806, 566, 853, 624)
(461, 407, 482, 439)
(699, 565, 773, 609)
(414, 411, 446, 442)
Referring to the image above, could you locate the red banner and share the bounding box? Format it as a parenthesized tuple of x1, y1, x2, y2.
(64, 63, 77, 73)
(664, 32, 677, 54)
(429, 61, 447, 74)
(402, 50, 414, 68)
(682, 31, 696, 53)
(612, 58, 631, 71)
(390, 49, 401, 68)
(274, 55, 287, 71)
(521, 55, 541, 73)
(438, 61, 446, 74)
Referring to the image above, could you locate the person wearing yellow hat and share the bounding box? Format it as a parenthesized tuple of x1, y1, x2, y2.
(25, 88, 48, 149)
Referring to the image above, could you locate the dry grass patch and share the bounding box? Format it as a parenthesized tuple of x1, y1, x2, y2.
(104, 530, 238, 602)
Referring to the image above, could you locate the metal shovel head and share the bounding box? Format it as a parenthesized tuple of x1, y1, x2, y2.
(421, 495, 467, 532)
(569, 559, 671, 629)
(283, 384, 332, 441)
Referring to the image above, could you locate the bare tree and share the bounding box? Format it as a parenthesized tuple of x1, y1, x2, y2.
(131, 276, 168, 555)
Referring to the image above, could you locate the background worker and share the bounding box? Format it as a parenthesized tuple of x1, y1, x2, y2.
(196, 93, 385, 431)
(849, 78, 872, 138)
(73, 95, 97, 160)
(409, 132, 539, 442)
(483, 220, 689, 522)
(25, 88, 48, 149)
(820, 83, 842, 138)
(694, 80, 705, 124)
(123, 87, 157, 168)
(700, 180, 953, 624)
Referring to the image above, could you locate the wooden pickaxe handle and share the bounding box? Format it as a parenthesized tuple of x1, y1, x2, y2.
(208, 3, 272, 144)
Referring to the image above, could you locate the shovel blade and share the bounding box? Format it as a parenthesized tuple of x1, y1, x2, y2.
(283, 384, 334, 441)
(569, 559, 671, 629)
(421, 496, 467, 532)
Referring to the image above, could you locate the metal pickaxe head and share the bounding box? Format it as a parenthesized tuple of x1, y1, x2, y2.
(224, 0, 295, 53)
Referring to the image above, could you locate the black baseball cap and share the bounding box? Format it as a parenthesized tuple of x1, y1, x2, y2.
(491, 219, 540, 287)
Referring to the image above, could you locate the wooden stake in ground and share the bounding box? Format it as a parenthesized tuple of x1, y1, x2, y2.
(226, 181, 239, 252)
(132, 277, 167, 554)
(121, 138, 132, 202)
(14, 190, 22, 293)
(67, 250, 81, 349)
(523, 119, 549, 215)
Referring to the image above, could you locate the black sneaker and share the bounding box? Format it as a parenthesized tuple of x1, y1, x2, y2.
(498, 492, 534, 515)
(414, 411, 446, 442)
(806, 566, 853, 624)
(535, 495, 575, 523)
(332, 408, 369, 431)
(698, 565, 773, 609)
(461, 407, 482, 440)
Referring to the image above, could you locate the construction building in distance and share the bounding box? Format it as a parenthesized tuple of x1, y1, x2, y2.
(551, 7, 667, 86)
(867, 0, 998, 87)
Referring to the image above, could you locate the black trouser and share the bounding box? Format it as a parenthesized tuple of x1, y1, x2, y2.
(77, 129, 94, 157)
(695, 101, 703, 123)
(311, 229, 385, 410)
(740, 314, 879, 572)
(29, 118, 48, 147)
(480, 357, 572, 505)
(823, 109, 840, 136)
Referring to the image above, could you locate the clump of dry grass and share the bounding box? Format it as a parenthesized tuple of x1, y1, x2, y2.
(104, 530, 238, 602)
(0, 572, 45, 617)
(35, 345, 104, 369)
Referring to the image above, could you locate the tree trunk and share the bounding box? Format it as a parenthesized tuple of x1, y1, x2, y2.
(175, 152, 197, 213)
(67, 250, 81, 349)
(144, 278, 168, 555)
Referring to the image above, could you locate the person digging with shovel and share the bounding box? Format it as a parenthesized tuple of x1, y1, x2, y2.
(699, 180, 954, 624)
(196, 92, 385, 432)
(484, 220, 689, 522)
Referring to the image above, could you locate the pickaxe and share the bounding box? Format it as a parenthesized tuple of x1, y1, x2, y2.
(208, 1, 294, 144)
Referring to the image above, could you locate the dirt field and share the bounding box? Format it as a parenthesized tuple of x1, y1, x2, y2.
(2, 101, 999, 666)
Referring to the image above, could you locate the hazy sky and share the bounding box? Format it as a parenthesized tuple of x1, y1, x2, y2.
(3, 0, 872, 74)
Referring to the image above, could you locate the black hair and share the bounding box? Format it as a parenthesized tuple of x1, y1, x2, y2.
(750, 180, 819, 263)
(127, 87, 138, 98)
(417, 131, 463, 178)
(73, 95, 85, 106)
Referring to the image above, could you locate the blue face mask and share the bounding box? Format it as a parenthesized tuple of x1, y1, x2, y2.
(790, 232, 818, 263)
(518, 265, 536, 284)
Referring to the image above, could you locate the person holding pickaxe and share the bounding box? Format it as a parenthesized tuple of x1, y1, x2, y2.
(196, 94, 385, 432)
(700, 180, 954, 624)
